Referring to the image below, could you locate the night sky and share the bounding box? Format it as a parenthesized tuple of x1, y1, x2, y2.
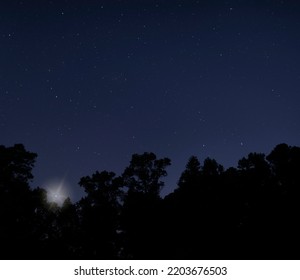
(1, 0, 300, 202)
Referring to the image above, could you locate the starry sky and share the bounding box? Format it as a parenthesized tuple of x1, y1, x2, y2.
(1, 0, 300, 201)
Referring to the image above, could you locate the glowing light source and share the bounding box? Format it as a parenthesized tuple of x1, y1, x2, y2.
(44, 178, 70, 206)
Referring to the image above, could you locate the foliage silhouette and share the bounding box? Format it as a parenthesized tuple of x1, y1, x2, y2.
(0, 144, 37, 258)
(77, 171, 123, 258)
(0, 143, 300, 259)
(120, 152, 171, 258)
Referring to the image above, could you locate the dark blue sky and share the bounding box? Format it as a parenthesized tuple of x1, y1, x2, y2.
(1, 0, 300, 201)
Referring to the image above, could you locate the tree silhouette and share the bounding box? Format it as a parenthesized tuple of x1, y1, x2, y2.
(77, 170, 123, 258)
(122, 152, 171, 196)
(120, 152, 171, 258)
(1, 142, 300, 259)
(0, 144, 37, 258)
(161, 156, 202, 258)
(177, 156, 201, 191)
(265, 144, 300, 256)
(162, 156, 227, 259)
(202, 157, 224, 176)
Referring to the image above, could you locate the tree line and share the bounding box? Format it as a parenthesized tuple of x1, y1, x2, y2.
(0, 143, 300, 259)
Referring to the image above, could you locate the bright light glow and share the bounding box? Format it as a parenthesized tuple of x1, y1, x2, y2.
(44, 178, 70, 206)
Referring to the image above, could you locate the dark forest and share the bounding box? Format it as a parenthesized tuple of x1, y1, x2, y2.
(1, 143, 300, 259)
